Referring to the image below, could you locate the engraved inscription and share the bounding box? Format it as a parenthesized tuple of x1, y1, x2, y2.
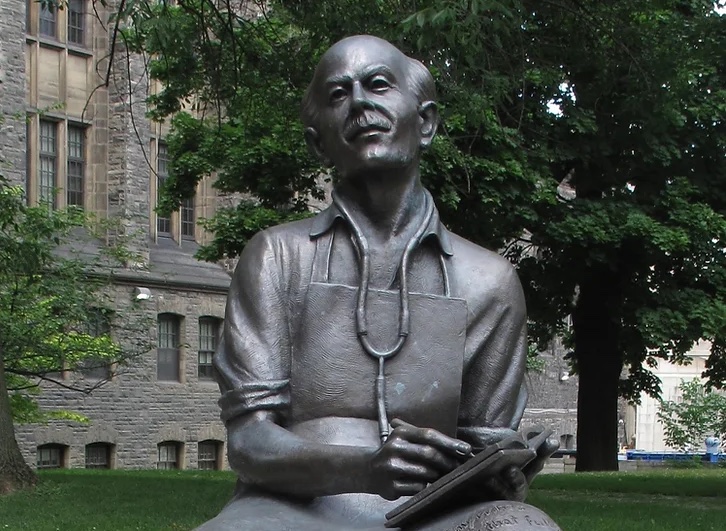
(447, 502, 561, 531)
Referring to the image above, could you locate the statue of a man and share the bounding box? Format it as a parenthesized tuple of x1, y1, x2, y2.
(199, 35, 558, 531)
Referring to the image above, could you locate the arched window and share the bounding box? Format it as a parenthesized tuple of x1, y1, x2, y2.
(157, 313, 182, 381)
(198, 440, 223, 470)
(157, 441, 183, 470)
(37, 444, 68, 469)
(85, 442, 114, 469)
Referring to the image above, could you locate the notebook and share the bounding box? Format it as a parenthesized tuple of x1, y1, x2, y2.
(384, 428, 554, 529)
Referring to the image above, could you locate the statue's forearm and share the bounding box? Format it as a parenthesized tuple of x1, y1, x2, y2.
(227, 412, 375, 498)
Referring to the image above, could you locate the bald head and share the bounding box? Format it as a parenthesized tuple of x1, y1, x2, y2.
(301, 36, 436, 130)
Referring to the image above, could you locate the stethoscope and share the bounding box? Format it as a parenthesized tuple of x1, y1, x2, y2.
(331, 189, 445, 444)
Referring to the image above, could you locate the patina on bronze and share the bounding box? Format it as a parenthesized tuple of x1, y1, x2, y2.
(197, 35, 561, 531)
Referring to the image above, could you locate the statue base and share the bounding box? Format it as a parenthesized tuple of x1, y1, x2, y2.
(414, 501, 561, 531)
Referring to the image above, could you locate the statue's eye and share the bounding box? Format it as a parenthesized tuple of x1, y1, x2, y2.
(369, 76, 391, 92)
(330, 88, 346, 102)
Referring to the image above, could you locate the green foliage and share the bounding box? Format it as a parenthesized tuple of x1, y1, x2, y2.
(117, 0, 726, 468)
(657, 378, 726, 451)
(526, 343, 546, 373)
(0, 179, 151, 422)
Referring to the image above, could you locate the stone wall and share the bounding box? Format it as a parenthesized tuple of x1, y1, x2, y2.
(0, 0, 27, 186)
(521, 340, 579, 447)
(107, 38, 152, 265)
(14, 284, 228, 470)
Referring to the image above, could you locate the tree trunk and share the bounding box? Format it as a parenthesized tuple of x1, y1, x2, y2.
(573, 269, 623, 472)
(0, 352, 37, 494)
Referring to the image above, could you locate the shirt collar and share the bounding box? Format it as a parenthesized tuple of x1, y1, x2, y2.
(309, 190, 454, 257)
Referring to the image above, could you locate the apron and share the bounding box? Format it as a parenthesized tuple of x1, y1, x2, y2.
(290, 228, 468, 438)
(200, 225, 532, 531)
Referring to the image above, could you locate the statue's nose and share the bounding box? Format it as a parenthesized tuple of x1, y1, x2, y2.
(351, 82, 374, 111)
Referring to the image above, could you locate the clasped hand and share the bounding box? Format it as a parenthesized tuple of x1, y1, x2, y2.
(368, 418, 469, 500)
(368, 419, 557, 503)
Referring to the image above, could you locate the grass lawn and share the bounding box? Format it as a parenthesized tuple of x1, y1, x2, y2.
(1, 468, 725, 530)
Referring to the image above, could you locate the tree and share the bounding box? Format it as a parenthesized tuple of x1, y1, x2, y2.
(117, 0, 726, 470)
(0, 178, 150, 493)
(657, 378, 726, 451)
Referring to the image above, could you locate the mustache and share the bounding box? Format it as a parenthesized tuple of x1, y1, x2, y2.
(343, 110, 392, 141)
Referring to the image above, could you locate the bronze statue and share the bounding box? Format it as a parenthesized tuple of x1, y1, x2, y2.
(198, 35, 560, 531)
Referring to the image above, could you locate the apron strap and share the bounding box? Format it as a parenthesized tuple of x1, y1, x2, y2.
(311, 229, 334, 283)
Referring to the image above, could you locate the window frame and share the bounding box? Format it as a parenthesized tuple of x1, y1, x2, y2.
(157, 441, 182, 470)
(85, 442, 113, 469)
(67, 0, 85, 46)
(157, 313, 181, 382)
(197, 317, 220, 380)
(38, 2, 57, 38)
(198, 440, 222, 471)
(79, 308, 112, 380)
(156, 142, 172, 237)
(37, 443, 67, 469)
(181, 196, 195, 240)
(66, 123, 85, 208)
(38, 119, 58, 209)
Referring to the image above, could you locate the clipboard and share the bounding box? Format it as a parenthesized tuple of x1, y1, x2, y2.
(384, 428, 554, 529)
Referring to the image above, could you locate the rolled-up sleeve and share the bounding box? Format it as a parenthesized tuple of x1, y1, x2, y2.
(213, 230, 292, 424)
(457, 261, 529, 446)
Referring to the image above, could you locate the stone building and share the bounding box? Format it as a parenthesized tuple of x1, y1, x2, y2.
(1, 0, 578, 472)
(519, 338, 578, 451)
(3, 0, 231, 471)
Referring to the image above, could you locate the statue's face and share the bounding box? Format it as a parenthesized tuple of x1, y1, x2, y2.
(308, 37, 428, 179)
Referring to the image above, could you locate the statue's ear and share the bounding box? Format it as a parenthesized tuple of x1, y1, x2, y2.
(418, 101, 439, 149)
(304, 127, 333, 167)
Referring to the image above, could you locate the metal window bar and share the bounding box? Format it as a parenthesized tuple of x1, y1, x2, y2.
(157, 143, 171, 235)
(37, 446, 61, 469)
(39, 120, 57, 208)
(157, 443, 178, 470)
(85, 444, 109, 469)
(198, 441, 217, 470)
(67, 125, 85, 207)
(39, 4, 56, 37)
(67, 0, 85, 45)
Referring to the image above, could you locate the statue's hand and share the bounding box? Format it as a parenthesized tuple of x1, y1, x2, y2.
(522, 428, 560, 484)
(478, 465, 529, 502)
(367, 418, 471, 500)
(474, 427, 560, 503)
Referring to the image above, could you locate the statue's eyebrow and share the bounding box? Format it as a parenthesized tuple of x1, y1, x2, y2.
(324, 65, 398, 88)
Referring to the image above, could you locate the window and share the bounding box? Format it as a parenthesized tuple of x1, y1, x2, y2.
(66, 125, 85, 207)
(80, 309, 111, 379)
(37, 444, 66, 469)
(85, 443, 113, 469)
(67, 0, 85, 45)
(157, 143, 171, 236)
(157, 314, 181, 381)
(39, 2, 57, 38)
(198, 440, 222, 470)
(39, 120, 57, 208)
(560, 434, 575, 450)
(198, 317, 220, 380)
(181, 197, 195, 239)
(157, 441, 182, 470)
